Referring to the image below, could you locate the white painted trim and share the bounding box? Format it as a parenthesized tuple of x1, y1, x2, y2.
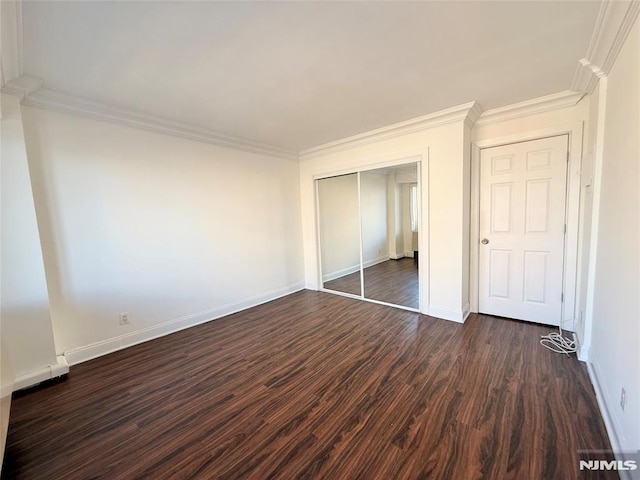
(300, 102, 479, 159)
(418, 154, 428, 315)
(582, 78, 608, 370)
(475, 91, 585, 126)
(587, 355, 623, 454)
(470, 122, 584, 332)
(314, 178, 324, 290)
(470, 143, 481, 316)
(363, 297, 420, 313)
(427, 304, 466, 323)
(314, 154, 426, 313)
(462, 302, 470, 322)
(63, 282, 305, 366)
(313, 153, 424, 181)
(578, 343, 590, 363)
(389, 253, 406, 260)
(321, 255, 391, 282)
(0, 75, 43, 100)
(357, 172, 365, 298)
(20, 87, 298, 161)
(322, 263, 360, 283)
(571, 0, 640, 93)
(13, 356, 69, 392)
(364, 255, 391, 269)
(318, 287, 420, 314)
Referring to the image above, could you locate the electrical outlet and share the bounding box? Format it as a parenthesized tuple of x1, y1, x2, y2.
(620, 387, 627, 411)
(119, 312, 130, 326)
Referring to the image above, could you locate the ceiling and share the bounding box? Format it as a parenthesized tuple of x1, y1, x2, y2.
(21, 1, 601, 153)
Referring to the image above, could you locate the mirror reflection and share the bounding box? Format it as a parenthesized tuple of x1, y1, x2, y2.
(317, 162, 419, 310)
(361, 165, 419, 308)
(318, 173, 362, 296)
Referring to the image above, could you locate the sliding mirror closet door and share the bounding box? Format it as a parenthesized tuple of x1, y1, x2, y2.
(361, 164, 419, 309)
(317, 174, 362, 296)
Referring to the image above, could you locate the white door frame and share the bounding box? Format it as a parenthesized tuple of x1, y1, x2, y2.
(470, 122, 584, 329)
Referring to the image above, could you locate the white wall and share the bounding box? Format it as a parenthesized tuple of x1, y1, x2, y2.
(360, 171, 389, 266)
(587, 16, 639, 451)
(21, 107, 304, 363)
(300, 121, 468, 322)
(317, 174, 360, 280)
(0, 94, 58, 379)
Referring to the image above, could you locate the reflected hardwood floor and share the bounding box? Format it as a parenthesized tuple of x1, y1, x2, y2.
(4, 291, 612, 479)
(324, 257, 418, 308)
(364, 258, 418, 308)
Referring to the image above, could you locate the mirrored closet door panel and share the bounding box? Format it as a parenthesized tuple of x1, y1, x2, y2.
(361, 164, 419, 309)
(317, 162, 420, 311)
(317, 174, 362, 296)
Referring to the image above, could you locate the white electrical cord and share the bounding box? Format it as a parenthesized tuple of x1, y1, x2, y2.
(540, 318, 578, 355)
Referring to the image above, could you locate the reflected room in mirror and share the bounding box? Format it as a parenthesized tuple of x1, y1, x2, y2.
(316, 162, 420, 310)
(317, 173, 362, 297)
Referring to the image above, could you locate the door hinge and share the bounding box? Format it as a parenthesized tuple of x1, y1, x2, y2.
(567, 151, 570, 162)
(564, 224, 567, 234)
(561, 293, 564, 303)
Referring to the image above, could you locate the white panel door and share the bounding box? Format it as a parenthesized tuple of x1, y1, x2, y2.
(479, 135, 568, 325)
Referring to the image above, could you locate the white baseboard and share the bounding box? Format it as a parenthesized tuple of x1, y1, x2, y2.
(13, 356, 69, 392)
(462, 302, 470, 322)
(575, 332, 590, 362)
(363, 254, 390, 269)
(322, 264, 360, 282)
(586, 351, 635, 479)
(389, 253, 406, 260)
(428, 304, 467, 323)
(63, 282, 305, 366)
(322, 255, 390, 282)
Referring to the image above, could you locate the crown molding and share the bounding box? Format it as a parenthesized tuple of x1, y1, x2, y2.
(1, 74, 42, 100)
(20, 87, 298, 160)
(464, 101, 484, 129)
(475, 90, 585, 126)
(571, 0, 640, 93)
(300, 101, 480, 159)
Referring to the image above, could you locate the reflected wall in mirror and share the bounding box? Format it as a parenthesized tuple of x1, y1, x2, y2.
(316, 162, 420, 310)
(361, 164, 419, 308)
(317, 174, 361, 296)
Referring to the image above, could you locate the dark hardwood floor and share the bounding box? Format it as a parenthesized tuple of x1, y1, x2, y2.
(324, 258, 419, 308)
(4, 290, 612, 479)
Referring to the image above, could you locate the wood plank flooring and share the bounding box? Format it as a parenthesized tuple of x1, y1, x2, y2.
(324, 258, 419, 308)
(4, 290, 612, 479)
(364, 258, 418, 308)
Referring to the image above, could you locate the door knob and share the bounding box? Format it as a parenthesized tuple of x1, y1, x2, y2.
(481, 238, 489, 245)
